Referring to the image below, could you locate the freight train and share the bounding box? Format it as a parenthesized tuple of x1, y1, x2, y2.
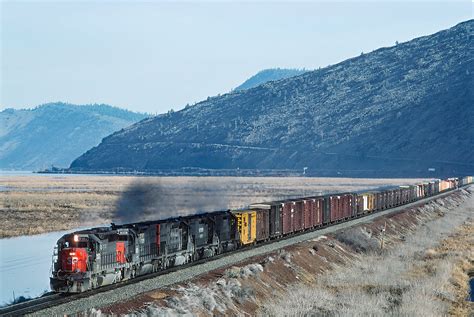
(50, 176, 473, 293)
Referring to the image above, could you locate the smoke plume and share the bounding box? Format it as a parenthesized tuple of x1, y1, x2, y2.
(113, 178, 232, 224)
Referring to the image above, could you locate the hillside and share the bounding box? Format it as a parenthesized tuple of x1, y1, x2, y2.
(70, 20, 474, 177)
(0, 103, 147, 170)
(235, 68, 308, 91)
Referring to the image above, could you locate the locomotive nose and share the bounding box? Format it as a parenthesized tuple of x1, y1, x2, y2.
(61, 248, 88, 272)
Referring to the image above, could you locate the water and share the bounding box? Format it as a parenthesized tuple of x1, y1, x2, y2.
(470, 278, 474, 302)
(0, 170, 105, 177)
(0, 170, 34, 176)
(0, 228, 87, 305)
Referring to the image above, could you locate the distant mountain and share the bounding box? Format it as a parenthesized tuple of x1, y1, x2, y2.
(235, 68, 308, 91)
(0, 103, 148, 170)
(70, 20, 474, 178)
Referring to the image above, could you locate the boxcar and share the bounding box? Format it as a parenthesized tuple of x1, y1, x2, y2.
(357, 193, 375, 215)
(374, 192, 381, 211)
(249, 202, 283, 239)
(269, 203, 283, 238)
(386, 190, 393, 208)
(329, 194, 353, 222)
(293, 201, 304, 232)
(459, 176, 473, 187)
(303, 199, 314, 230)
(433, 180, 440, 195)
(377, 192, 384, 210)
(349, 194, 357, 217)
(389, 190, 396, 208)
(233, 211, 256, 245)
(416, 184, 424, 199)
(313, 197, 324, 226)
(282, 202, 294, 234)
(374, 191, 385, 211)
(384, 191, 391, 209)
(339, 194, 354, 219)
(329, 195, 339, 222)
(398, 187, 405, 205)
(356, 195, 364, 215)
(394, 188, 401, 206)
(255, 209, 270, 242)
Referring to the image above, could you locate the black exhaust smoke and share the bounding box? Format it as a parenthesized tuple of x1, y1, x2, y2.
(113, 178, 231, 224)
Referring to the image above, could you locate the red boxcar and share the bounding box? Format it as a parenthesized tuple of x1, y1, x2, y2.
(303, 199, 313, 230)
(340, 196, 347, 219)
(293, 201, 304, 232)
(282, 202, 294, 234)
(340, 194, 354, 219)
(341, 195, 349, 219)
(350, 194, 357, 217)
(330, 196, 340, 222)
(314, 198, 324, 226)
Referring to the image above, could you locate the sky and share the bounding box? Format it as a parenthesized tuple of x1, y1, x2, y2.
(0, 1, 471, 114)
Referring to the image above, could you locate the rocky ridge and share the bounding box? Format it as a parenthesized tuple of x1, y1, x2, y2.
(71, 21, 474, 177)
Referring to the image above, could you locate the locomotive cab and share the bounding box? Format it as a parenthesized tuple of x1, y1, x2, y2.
(51, 227, 139, 293)
(50, 233, 94, 293)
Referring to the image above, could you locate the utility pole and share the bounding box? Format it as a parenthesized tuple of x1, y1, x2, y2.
(380, 221, 387, 250)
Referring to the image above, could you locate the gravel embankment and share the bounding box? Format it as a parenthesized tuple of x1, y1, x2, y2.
(29, 189, 464, 316)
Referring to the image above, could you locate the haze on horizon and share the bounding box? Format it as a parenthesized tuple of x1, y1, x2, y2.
(0, 1, 471, 114)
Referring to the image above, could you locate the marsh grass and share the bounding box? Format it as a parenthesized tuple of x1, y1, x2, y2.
(0, 175, 428, 237)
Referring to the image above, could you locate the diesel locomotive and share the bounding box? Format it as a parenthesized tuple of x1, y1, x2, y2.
(50, 176, 472, 293)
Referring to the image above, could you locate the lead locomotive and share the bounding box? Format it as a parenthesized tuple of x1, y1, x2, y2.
(50, 211, 238, 292)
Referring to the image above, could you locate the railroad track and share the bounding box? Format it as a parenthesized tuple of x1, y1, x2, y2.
(1, 186, 469, 316)
(0, 294, 62, 316)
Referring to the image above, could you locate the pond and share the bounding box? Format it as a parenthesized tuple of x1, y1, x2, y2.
(0, 227, 94, 306)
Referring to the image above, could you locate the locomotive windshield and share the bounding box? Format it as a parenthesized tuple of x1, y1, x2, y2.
(58, 234, 94, 251)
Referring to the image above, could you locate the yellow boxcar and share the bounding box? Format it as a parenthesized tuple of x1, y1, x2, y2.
(368, 193, 375, 211)
(360, 193, 375, 212)
(233, 211, 256, 245)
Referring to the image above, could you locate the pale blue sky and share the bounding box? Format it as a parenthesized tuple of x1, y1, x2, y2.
(0, 1, 471, 114)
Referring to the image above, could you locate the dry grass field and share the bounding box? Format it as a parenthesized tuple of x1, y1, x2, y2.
(0, 174, 428, 238)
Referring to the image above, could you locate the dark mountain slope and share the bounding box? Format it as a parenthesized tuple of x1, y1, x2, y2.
(235, 68, 308, 91)
(71, 20, 474, 177)
(0, 103, 147, 170)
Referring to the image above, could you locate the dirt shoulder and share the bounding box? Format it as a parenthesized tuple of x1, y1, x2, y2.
(95, 187, 473, 316)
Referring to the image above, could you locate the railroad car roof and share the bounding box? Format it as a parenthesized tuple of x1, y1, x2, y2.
(110, 209, 233, 229)
(248, 192, 353, 208)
